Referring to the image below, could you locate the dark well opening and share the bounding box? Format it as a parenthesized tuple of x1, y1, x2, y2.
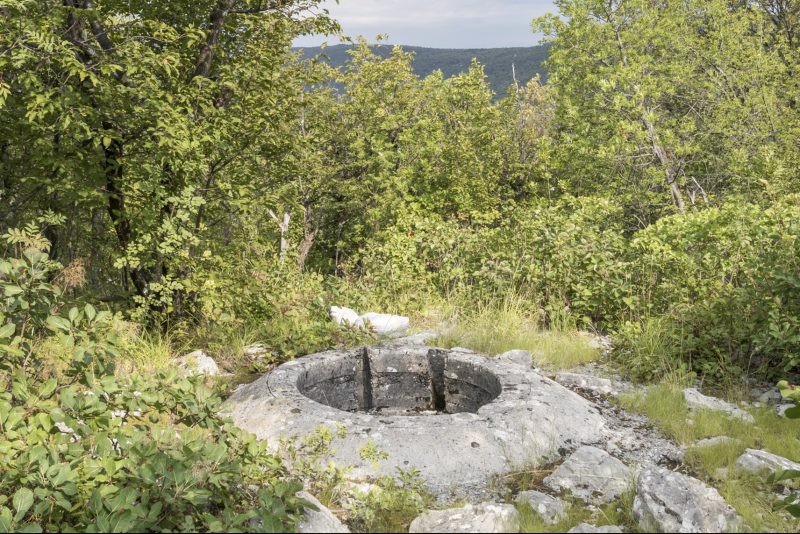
(298, 348, 502, 415)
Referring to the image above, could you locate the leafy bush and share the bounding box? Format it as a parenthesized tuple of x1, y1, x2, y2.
(0, 246, 306, 532)
(628, 198, 800, 377)
(346, 468, 432, 534)
(769, 381, 800, 519)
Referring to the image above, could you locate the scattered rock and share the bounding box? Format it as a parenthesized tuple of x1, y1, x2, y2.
(736, 449, 800, 474)
(683, 388, 755, 423)
(691, 436, 739, 449)
(567, 524, 623, 533)
(515, 490, 565, 525)
(633, 466, 740, 533)
(177, 350, 220, 376)
(495, 349, 533, 368)
(329, 306, 410, 336)
(244, 343, 269, 360)
(555, 372, 623, 397)
(357, 312, 410, 337)
(755, 388, 782, 405)
(330, 306, 360, 326)
(543, 446, 632, 504)
(408, 502, 521, 533)
(577, 331, 613, 353)
(296, 492, 349, 534)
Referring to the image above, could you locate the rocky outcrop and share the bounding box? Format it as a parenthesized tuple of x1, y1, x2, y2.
(543, 446, 632, 504)
(495, 349, 534, 368)
(409, 502, 521, 533)
(632, 466, 740, 533)
(736, 449, 800, 474)
(226, 344, 611, 501)
(296, 492, 349, 533)
(683, 388, 755, 423)
(555, 372, 625, 397)
(515, 490, 565, 525)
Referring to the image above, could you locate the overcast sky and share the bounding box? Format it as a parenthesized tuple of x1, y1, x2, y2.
(294, 0, 556, 49)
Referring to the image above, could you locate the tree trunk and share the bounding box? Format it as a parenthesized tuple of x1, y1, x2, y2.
(642, 115, 685, 212)
(268, 209, 291, 262)
(297, 205, 318, 272)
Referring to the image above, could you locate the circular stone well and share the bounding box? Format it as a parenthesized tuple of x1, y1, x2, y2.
(225, 336, 611, 500)
(298, 345, 501, 416)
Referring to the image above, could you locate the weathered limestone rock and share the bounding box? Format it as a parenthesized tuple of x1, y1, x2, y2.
(330, 306, 410, 336)
(244, 343, 269, 360)
(555, 372, 622, 397)
(330, 306, 360, 326)
(683, 388, 755, 423)
(577, 332, 613, 353)
(495, 349, 533, 368)
(633, 466, 740, 533)
(543, 446, 632, 504)
(755, 388, 782, 405)
(225, 345, 610, 501)
(296, 492, 349, 534)
(357, 312, 410, 336)
(177, 350, 220, 376)
(567, 524, 623, 533)
(409, 502, 521, 533)
(515, 490, 565, 525)
(736, 449, 800, 474)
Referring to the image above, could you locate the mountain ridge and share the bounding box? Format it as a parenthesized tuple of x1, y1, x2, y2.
(294, 43, 549, 97)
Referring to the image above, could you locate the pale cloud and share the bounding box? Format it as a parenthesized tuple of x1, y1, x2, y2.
(295, 0, 556, 48)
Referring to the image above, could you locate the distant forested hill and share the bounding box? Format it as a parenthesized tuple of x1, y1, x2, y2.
(295, 44, 549, 97)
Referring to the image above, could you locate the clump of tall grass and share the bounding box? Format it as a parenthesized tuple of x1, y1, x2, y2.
(435, 293, 600, 370)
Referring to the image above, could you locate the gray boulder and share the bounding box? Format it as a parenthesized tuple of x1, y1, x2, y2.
(244, 343, 269, 360)
(297, 492, 349, 533)
(777, 403, 798, 417)
(683, 388, 755, 423)
(543, 446, 632, 504)
(736, 448, 800, 474)
(515, 490, 565, 525)
(177, 350, 220, 376)
(633, 466, 740, 533)
(495, 349, 533, 368)
(409, 502, 521, 533)
(755, 388, 782, 405)
(568, 524, 623, 533)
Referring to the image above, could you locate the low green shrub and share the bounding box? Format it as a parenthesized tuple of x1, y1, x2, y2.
(0, 246, 306, 532)
(346, 468, 433, 534)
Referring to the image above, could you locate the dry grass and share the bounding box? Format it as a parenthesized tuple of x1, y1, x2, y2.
(435, 293, 600, 370)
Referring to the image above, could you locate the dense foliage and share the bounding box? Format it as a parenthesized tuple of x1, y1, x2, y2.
(2, 0, 800, 529)
(0, 240, 305, 532)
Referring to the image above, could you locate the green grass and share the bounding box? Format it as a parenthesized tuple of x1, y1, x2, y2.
(116, 326, 180, 375)
(435, 294, 600, 370)
(618, 382, 800, 532)
(517, 490, 642, 533)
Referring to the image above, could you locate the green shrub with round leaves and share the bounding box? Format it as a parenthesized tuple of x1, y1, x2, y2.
(0, 247, 307, 532)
